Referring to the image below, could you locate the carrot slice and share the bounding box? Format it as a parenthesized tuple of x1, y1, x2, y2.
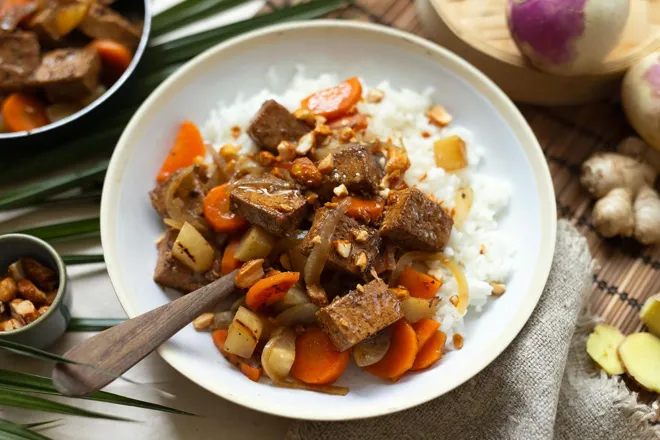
(328, 112, 368, 131)
(301, 77, 363, 120)
(412, 318, 440, 349)
(89, 39, 133, 80)
(410, 330, 447, 371)
(2, 93, 49, 133)
(290, 327, 350, 385)
(246, 272, 300, 311)
(212, 329, 263, 381)
(239, 362, 263, 382)
(157, 121, 206, 182)
(203, 184, 248, 232)
(365, 320, 418, 379)
(397, 266, 441, 299)
(221, 238, 242, 275)
(344, 197, 384, 223)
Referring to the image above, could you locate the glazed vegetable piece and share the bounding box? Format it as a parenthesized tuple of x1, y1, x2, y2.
(586, 324, 625, 375)
(203, 184, 248, 233)
(212, 329, 263, 382)
(433, 135, 468, 172)
(157, 121, 206, 182)
(261, 328, 296, 381)
(246, 272, 300, 311)
(617, 332, 660, 392)
(234, 226, 276, 262)
(220, 239, 242, 275)
(224, 306, 264, 358)
(334, 197, 384, 223)
(301, 77, 363, 120)
(290, 327, 350, 385)
(365, 320, 418, 379)
(2, 93, 49, 133)
(55, 1, 92, 36)
(396, 266, 441, 299)
(88, 39, 133, 80)
(410, 330, 446, 371)
(353, 328, 392, 367)
(412, 318, 440, 349)
(171, 222, 215, 273)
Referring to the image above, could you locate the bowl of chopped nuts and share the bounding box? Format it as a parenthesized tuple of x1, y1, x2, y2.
(0, 234, 71, 349)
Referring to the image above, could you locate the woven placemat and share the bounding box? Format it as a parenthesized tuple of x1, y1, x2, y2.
(263, 0, 655, 335)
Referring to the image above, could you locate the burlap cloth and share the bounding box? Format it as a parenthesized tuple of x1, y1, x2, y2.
(287, 220, 660, 440)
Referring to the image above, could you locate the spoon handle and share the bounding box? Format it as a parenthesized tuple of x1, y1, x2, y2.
(52, 270, 238, 397)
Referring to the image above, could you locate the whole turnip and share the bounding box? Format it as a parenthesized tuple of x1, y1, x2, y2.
(507, 0, 630, 75)
(622, 52, 660, 150)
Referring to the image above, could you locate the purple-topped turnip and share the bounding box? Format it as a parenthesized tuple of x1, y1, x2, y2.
(507, 0, 629, 75)
(622, 52, 660, 150)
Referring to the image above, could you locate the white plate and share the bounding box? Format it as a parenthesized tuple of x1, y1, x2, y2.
(101, 20, 556, 421)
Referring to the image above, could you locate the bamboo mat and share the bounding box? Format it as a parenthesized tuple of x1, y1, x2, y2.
(264, 0, 655, 334)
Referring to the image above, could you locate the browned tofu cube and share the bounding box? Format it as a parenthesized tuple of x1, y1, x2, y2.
(0, 318, 24, 331)
(17, 279, 49, 305)
(33, 48, 101, 102)
(28, 7, 60, 42)
(9, 299, 39, 325)
(22, 258, 58, 292)
(149, 165, 211, 218)
(0, 32, 40, 91)
(153, 229, 221, 293)
(316, 279, 402, 351)
(380, 188, 453, 251)
(79, 3, 141, 50)
(229, 174, 308, 236)
(321, 145, 382, 196)
(299, 207, 381, 276)
(247, 100, 311, 152)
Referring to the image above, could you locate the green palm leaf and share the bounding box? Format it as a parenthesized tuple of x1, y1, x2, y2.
(61, 255, 105, 265)
(13, 218, 100, 243)
(67, 318, 124, 332)
(0, 419, 54, 440)
(20, 421, 60, 430)
(0, 389, 133, 422)
(152, 0, 248, 36)
(0, 370, 193, 416)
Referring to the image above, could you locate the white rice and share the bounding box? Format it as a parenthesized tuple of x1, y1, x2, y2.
(203, 66, 514, 349)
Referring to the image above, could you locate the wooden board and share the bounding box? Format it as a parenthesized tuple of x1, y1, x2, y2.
(264, 0, 659, 346)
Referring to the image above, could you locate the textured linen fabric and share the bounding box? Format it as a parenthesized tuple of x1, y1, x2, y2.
(287, 220, 660, 440)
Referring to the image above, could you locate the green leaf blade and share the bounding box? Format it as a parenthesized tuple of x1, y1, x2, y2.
(0, 419, 54, 440)
(61, 255, 105, 266)
(12, 218, 100, 244)
(67, 318, 123, 332)
(152, 0, 248, 36)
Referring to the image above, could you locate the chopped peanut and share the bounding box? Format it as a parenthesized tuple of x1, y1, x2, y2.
(355, 252, 368, 272)
(334, 240, 352, 259)
(490, 282, 506, 297)
(280, 253, 292, 271)
(235, 259, 266, 289)
(193, 312, 215, 330)
(338, 127, 355, 143)
(296, 132, 316, 155)
(356, 284, 365, 293)
(427, 105, 452, 127)
(37, 305, 50, 316)
(314, 123, 331, 136)
(230, 125, 241, 140)
(0, 319, 23, 331)
(0, 277, 17, 303)
(10, 299, 39, 325)
(317, 154, 334, 174)
(311, 235, 322, 245)
(277, 140, 296, 162)
(333, 184, 349, 197)
(291, 157, 322, 187)
(193, 155, 205, 165)
(17, 279, 48, 305)
(391, 287, 410, 301)
(449, 295, 459, 306)
(258, 150, 277, 167)
(351, 229, 369, 243)
(453, 333, 464, 350)
(366, 88, 385, 103)
(294, 108, 317, 125)
(220, 144, 241, 161)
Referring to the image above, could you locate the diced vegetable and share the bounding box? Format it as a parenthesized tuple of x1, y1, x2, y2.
(617, 332, 660, 392)
(221, 239, 242, 275)
(234, 306, 264, 340)
(410, 330, 446, 371)
(396, 266, 441, 299)
(224, 308, 262, 359)
(354, 329, 391, 367)
(246, 272, 300, 311)
(212, 329, 262, 382)
(234, 259, 265, 289)
(203, 184, 248, 233)
(193, 313, 214, 331)
(433, 135, 468, 172)
(261, 328, 296, 381)
(412, 318, 440, 349)
(301, 77, 363, 120)
(641, 294, 660, 338)
(290, 327, 350, 385)
(365, 320, 418, 379)
(55, 2, 91, 36)
(275, 303, 319, 327)
(89, 39, 133, 80)
(239, 360, 263, 382)
(213, 310, 234, 330)
(400, 297, 440, 323)
(586, 324, 625, 375)
(234, 226, 276, 262)
(273, 285, 309, 312)
(453, 187, 474, 229)
(157, 121, 206, 182)
(171, 222, 215, 273)
(2, 93, 49, 133)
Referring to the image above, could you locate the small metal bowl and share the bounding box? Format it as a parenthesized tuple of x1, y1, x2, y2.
(0, 0, 151, 148)
(0, 234, 71, 349)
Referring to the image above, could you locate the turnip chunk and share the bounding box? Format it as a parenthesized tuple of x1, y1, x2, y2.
(506, 0, 629, 75)
(622, 52, 660, 150)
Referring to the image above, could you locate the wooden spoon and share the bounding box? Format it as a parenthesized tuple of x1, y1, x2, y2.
(52, 270, 239, 397)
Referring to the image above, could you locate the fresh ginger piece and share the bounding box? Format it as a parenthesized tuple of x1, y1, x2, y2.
(618, 332, 660, 392)
(641, 294, 660, 338)
(586, 324, 625, 375)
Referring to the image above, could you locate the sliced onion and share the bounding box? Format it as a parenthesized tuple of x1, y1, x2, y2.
(213, 311, 234, 330)
(164, 166, 208, 233)
(442, 258, 469, 314)
(163, 218, 184, 230)
(272, 378, 349, 396)
(354, 328, 392, 367)
(275, 303, 319, 327)
(269, 230, 307, 262)
(273, 285, 309, 312)
(453, 187, 473, 229)
(288, 247, 308, 275)
(303, 199, 350, 300)
(206, 143, 229, 183)
(261, 328, 296, 381)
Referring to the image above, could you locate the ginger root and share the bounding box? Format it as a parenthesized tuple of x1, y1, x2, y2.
(617, 332, 660, 393)
(641, 294, 660, 338)
(586, 324, 625, 375)
(581, 139, 660, 244)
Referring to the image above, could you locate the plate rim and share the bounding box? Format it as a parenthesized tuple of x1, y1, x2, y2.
(101, 19, 557, 421)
